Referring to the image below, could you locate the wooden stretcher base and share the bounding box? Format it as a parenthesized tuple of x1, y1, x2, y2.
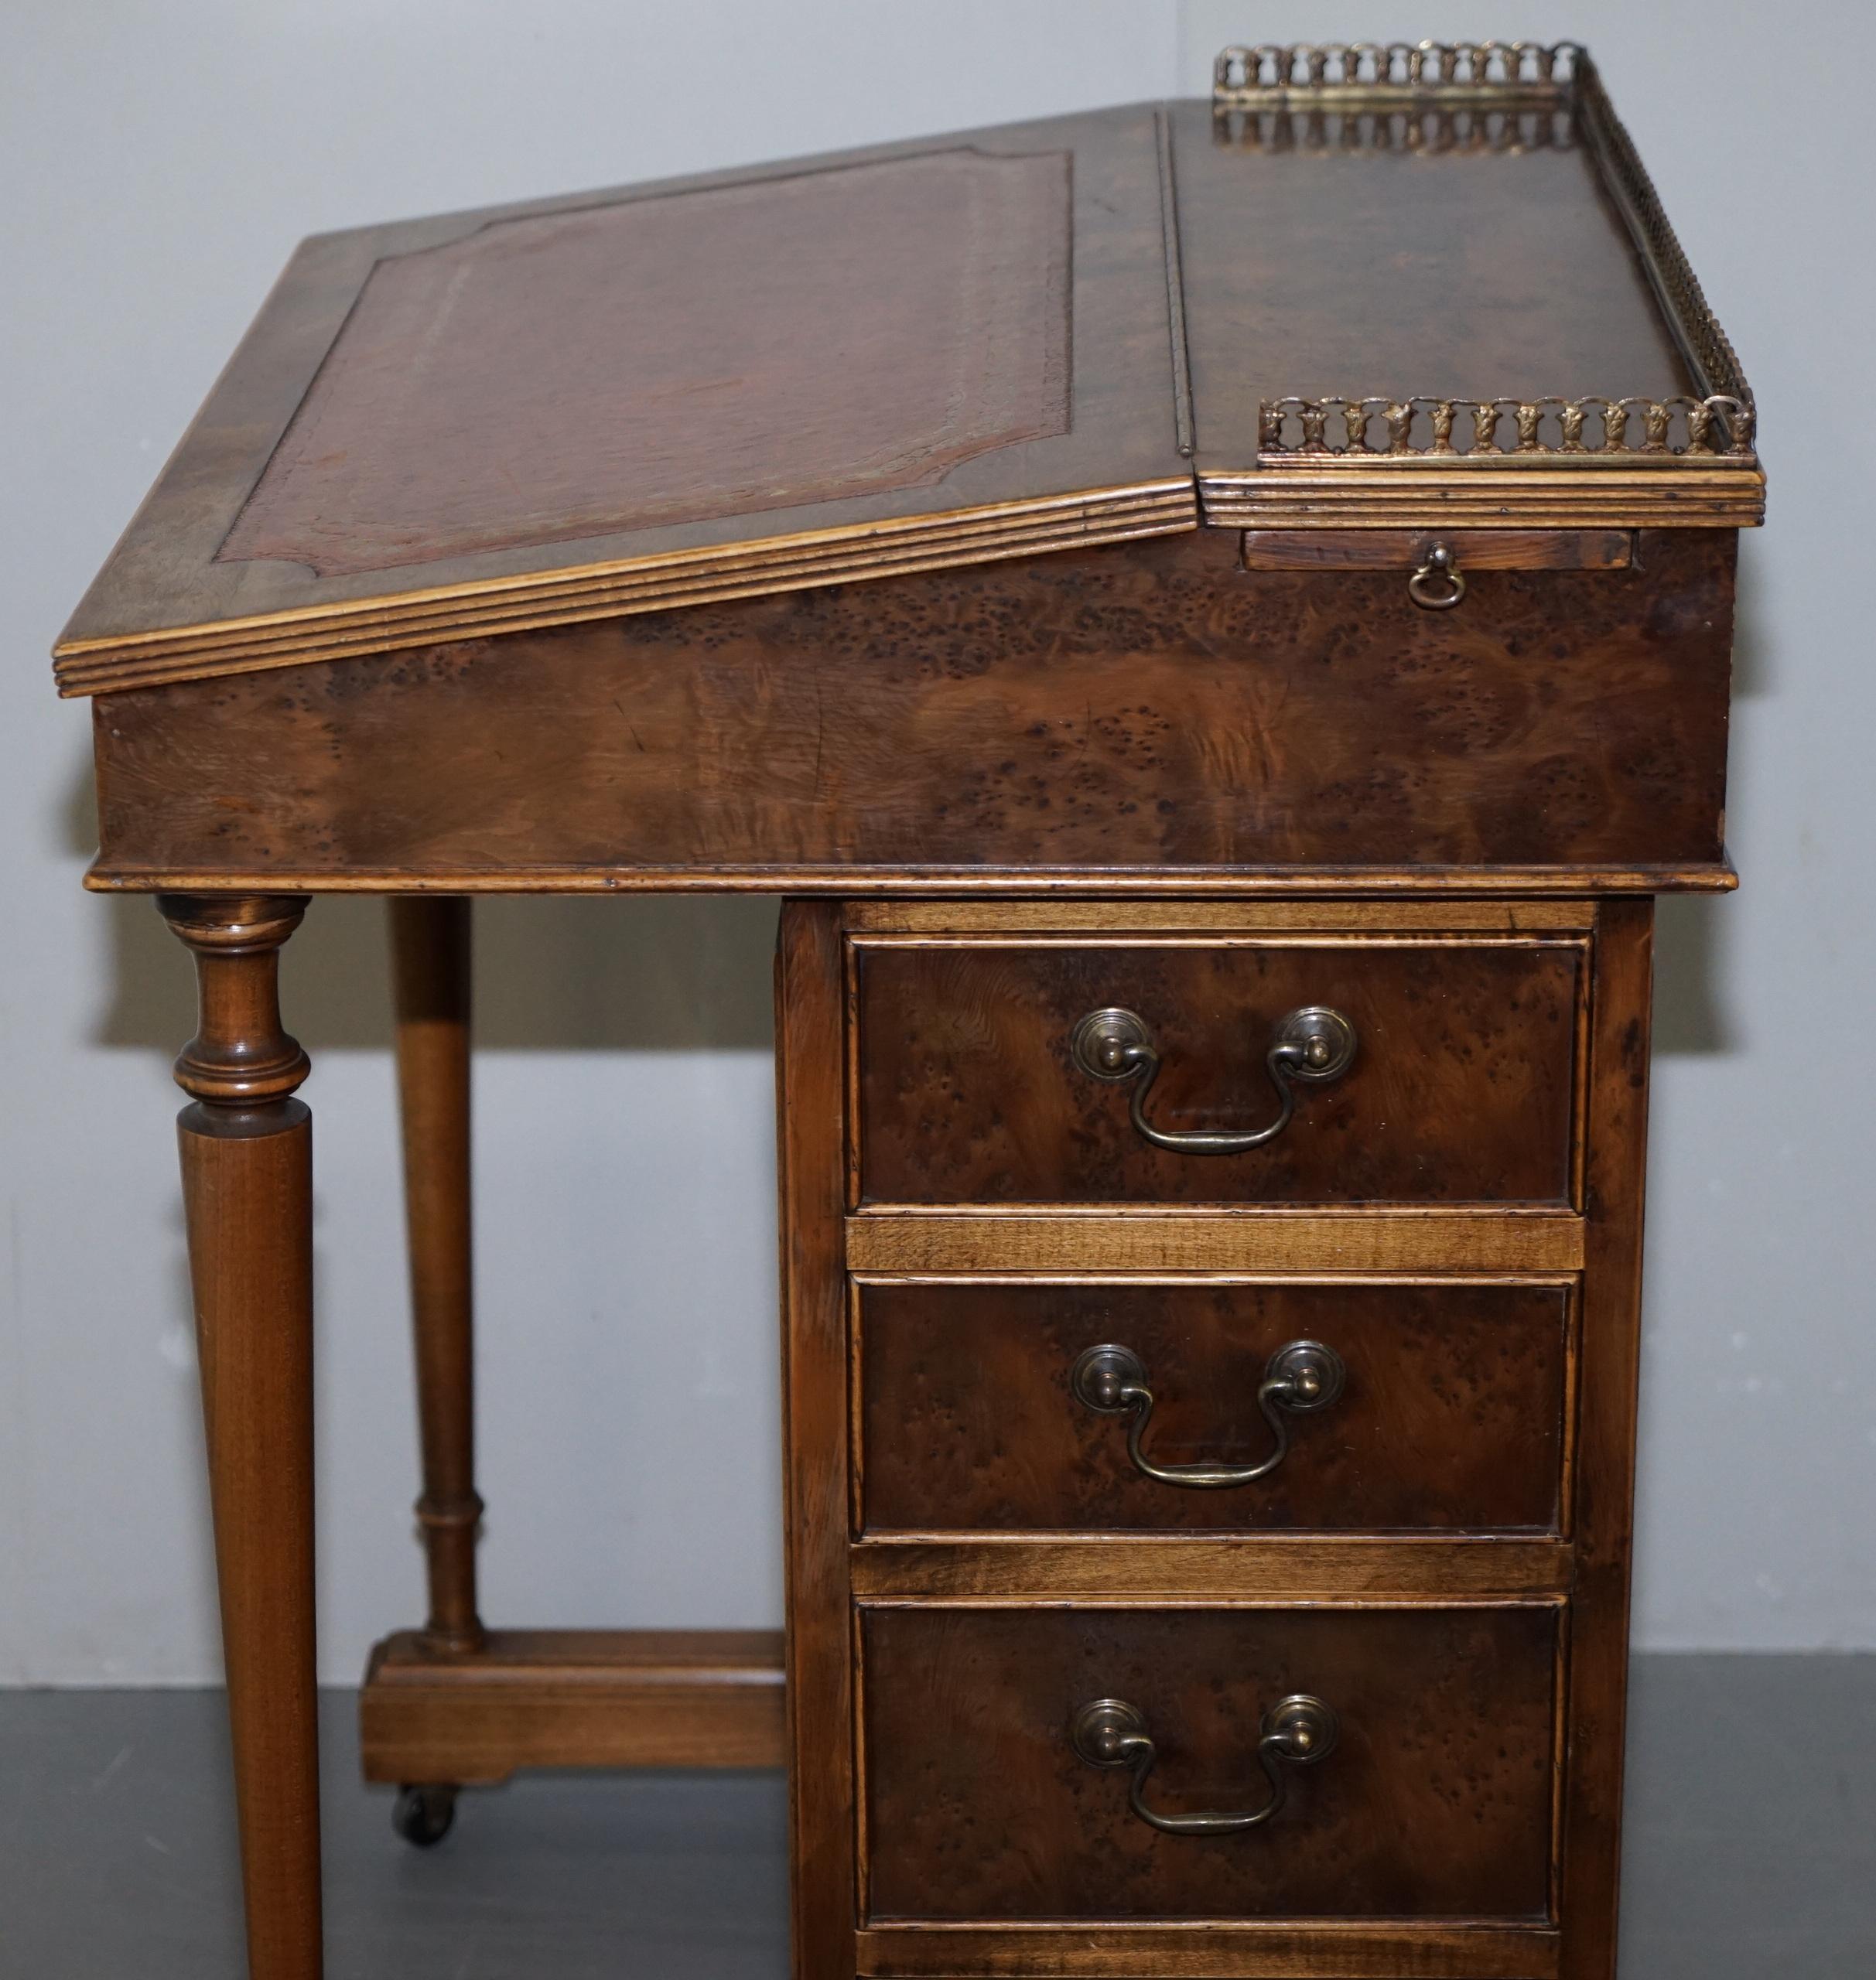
(358, 1627, 787, 1786)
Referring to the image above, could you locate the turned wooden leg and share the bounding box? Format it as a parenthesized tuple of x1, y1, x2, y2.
(162, 893, 322, 1980)
(389, 897, 484, 1656)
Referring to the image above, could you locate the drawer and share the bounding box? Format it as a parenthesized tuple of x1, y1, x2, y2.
(857, 1278, 1571, 1533)
(1237, 526, 1634, 575)
(853, 937, 1583, 1204)
(861, 1606, 1556, 1921)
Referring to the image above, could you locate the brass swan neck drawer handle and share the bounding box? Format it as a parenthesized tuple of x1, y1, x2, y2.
(1068, 1005, 1356, 1155)
(1408, 540, 1466, 608)
(1071, 1339, 1345, 1488)
(1071, 1694, 1339, 1836)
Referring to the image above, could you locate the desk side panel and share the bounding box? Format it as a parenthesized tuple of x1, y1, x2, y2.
(89, 529, 1734, 888)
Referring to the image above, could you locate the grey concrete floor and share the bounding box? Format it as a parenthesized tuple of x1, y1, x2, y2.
(2, 1654, 1871, 1978)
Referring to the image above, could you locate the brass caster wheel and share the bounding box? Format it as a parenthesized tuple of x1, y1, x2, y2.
(391, 1782, 458, 1846)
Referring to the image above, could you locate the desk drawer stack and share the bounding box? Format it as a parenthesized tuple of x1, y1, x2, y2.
(781, 896, 1652, 1980)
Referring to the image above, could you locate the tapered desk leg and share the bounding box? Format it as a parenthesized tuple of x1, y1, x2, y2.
(388, 897, 484, 1657)
(162, 893, 322, 1980)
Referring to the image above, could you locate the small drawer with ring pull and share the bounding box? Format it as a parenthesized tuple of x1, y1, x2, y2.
(1239, 527, 1633, 609)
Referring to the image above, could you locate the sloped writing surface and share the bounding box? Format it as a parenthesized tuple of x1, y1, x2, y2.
(55, 104, 1194, 691)
(217, 148, 1073, 578)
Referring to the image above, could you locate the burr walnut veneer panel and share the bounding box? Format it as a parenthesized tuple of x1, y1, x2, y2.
(853, 937, 1583, 1205)
(89, 529, 1734, 889)
(860, 1605, 1557, 1922)
(856, 1278, 1572, 1533)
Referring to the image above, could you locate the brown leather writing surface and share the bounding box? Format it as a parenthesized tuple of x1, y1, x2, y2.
(218, 149, 1073, 576)
(56, 104, 1192, 687)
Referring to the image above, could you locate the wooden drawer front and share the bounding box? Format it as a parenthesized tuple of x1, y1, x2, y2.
(858, 1278, 1570, 1534)
(861, 1606, 1556, 1922)
(1239, 527, 1633, 572)
(854, 939, 1581, 1204)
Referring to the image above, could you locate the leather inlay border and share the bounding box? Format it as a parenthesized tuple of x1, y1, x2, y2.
(217, 151, 1076, 577)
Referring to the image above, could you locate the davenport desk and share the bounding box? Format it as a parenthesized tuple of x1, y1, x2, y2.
(54, 42, 1763, 1980)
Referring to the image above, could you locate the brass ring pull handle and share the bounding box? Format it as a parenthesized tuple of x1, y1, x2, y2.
(1408, 541, 1466, 609)
(1071, 1694, 1339, 1836)
(1071, 1339, 1345, 1489)
(1068, 1005, 1356, 1156)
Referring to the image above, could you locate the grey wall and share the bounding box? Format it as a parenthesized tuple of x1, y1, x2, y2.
(2, 0, 1868, 1685)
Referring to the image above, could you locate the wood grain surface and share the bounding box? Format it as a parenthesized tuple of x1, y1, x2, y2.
(852, 1920, 1560, 1978)
(844, 1210, 1585, 1275)
(849, 1535, 1571, 1603)
(860, 1606, 1557, 1920)
(1203, 463, 1762, 531)
(388, 897, 484, 1654)
(1556, 898, 1655, 1979)
(843, 900, 1598, 934)
(162, 896, 322, 1980)
(853, 937, 1583, 1205)
(357, 1628, 785, 1784)
(1170, 99, 1690, 462)
(88, 528, 1735, 889)
(857, 1278, 1571, 1533)
(1238, 529, 1632, 571)
(777, 900, 861, 1980)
